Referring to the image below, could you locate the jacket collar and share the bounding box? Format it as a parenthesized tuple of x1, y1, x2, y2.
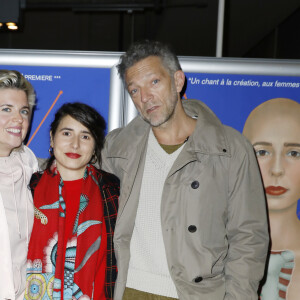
(108, 99, 230, 159)
(106, 115, 150, 159)
(183, 99, 230, 156)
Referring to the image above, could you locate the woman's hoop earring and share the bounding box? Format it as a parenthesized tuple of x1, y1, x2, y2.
(49, 146, 54, 156)
(89, 153, 97, 165)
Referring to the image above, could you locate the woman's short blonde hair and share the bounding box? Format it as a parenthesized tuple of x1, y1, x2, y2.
(0, 69, 36, 111)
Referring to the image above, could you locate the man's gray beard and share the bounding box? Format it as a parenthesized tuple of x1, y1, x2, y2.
(140, 87, 178, 128)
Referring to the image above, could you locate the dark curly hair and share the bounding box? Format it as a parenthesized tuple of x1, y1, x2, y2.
(117, 40, 182, 82)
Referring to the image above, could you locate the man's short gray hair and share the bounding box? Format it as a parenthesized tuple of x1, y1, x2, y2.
(117, 40, 182, 82)
(0, 70, 36, 112)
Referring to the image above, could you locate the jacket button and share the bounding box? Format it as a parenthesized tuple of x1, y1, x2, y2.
(191, 180, 199, 189)
(194, 276, 203, 283)
(188, 225, 197, 233)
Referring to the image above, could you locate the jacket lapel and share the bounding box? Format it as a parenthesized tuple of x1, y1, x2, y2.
(109, 118, 151, 217)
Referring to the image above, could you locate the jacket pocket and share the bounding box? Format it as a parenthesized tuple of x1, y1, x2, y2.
(174, 271, 225, 299)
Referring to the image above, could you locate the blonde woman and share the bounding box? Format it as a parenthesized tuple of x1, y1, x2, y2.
(0, 70, 38, 300)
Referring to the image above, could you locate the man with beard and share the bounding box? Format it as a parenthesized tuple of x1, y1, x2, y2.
(102, 40, 269, 300)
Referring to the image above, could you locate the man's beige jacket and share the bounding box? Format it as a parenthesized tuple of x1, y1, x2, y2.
(102, 99, 269, 300)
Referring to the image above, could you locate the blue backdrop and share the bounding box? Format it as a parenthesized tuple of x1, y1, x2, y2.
(184, 72, 300, 132)
(1, 65, 111, 158)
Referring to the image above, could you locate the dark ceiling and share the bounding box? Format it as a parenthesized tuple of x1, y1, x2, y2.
(0, 0, 299, 59)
